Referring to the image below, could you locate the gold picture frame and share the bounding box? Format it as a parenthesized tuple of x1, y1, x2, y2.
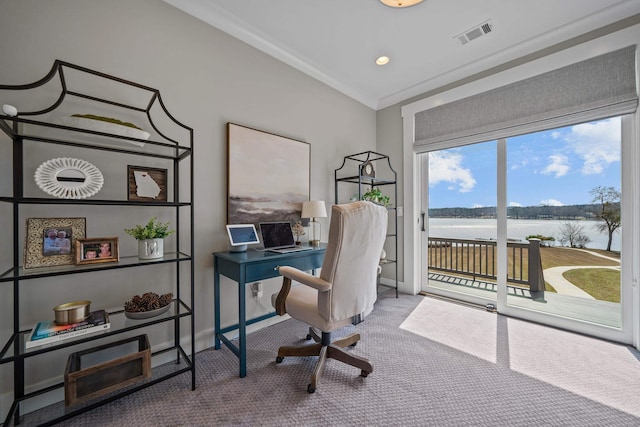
(25, 218, 86, 269)
(75, 237, 120, 265)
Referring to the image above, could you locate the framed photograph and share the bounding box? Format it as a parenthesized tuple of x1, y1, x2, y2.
(75, 237, 120, 265)
(127, 165, 168, 202)
(227, 123, 310, 225)
(25, 218, 86, 269)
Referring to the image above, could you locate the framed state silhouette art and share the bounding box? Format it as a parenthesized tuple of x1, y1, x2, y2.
(127, 165, 168, 202)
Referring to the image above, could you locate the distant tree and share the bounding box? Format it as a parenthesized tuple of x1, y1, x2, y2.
(590, 186, 621, 252)
(557, 222, 591, 248)
(574, 232, 591, 249)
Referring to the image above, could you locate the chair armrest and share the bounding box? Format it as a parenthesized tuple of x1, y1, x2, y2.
(278, 266, 332, 292)
(274, 266, 332, 316)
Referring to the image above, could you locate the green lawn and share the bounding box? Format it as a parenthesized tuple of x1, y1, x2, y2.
(539, 247, 620, 302)
(539, 247, 619, 269)
(562, 268, 620, 303)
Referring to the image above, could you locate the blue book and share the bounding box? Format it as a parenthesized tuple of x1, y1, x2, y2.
(26, 310, 110, 349)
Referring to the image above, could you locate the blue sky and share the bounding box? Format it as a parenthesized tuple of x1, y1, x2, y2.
(428, 117, 621, 209)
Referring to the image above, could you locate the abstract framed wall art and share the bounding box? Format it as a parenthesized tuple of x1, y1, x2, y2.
(24, 218, 86, 269)
(227, 123, 310, 225)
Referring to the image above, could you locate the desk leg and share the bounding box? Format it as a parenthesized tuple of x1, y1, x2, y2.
(238, 268, 247, 377)
(214, 258, 221, 350)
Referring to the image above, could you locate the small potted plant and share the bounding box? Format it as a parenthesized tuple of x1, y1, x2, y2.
(361, 187, 391, 207)
(291, 220, 305, 245)
(124, 217, 174, 259)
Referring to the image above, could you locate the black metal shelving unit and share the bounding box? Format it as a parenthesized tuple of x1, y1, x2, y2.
(0, 60, 195, 426)
(334, 151, 398, 297)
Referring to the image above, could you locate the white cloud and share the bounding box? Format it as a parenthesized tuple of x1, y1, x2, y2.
(510, 159, 529, 170)
(566, 117, 620, 175)
(428, 151, 476, 193)
(551, 131, 562, 139)
(472, 203, 484, 208)
(541, 154, 569, 178)
(540, 199, 564, 206)
(509, 201, 522, 207)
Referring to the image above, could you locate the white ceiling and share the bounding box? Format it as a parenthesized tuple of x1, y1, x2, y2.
(164, 0, 640, 110)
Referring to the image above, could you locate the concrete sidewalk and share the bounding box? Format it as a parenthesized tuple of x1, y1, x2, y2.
(543, 248, 620, 299)
(543, 265, 620, 299)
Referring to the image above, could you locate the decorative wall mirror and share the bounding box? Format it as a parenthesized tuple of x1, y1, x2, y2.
(35, 157, 104, 199)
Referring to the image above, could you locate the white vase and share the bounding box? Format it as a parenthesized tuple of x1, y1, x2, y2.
(138, 238, 163, 260)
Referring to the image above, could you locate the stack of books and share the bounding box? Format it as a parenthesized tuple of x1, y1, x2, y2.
(26, 310, 110, 349)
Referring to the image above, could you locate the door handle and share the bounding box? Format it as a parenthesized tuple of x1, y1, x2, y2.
(420, 212, 425, 232)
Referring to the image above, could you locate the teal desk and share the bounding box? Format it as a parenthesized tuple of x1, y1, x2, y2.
(213, 244, 326, 377)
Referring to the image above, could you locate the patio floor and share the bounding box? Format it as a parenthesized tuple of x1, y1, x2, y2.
(427, 272, 621, 328)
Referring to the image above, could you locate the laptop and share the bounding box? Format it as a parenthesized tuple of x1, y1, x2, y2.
(259, 222, 313, 254)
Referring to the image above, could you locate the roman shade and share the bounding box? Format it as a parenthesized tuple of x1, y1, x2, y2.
(414, 45, 638, 152)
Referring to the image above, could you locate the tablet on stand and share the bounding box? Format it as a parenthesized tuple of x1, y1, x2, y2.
(226, 224, 260, 252)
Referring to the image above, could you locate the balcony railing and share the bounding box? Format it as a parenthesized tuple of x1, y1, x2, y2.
(428, 237, 544, 292)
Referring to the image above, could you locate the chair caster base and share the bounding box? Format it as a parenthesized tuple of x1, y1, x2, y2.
(277, 331, 373, 392)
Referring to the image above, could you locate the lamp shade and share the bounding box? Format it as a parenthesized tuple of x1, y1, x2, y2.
(301, 200, 327, 219)
(379, 0, 424, 8)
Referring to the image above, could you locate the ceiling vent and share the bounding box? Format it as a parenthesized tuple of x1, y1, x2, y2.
(455, 20, 494, 45)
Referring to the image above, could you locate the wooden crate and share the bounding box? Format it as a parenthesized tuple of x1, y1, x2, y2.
(64, 334, 151, 406)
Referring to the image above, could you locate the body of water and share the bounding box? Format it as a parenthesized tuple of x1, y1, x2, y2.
(429, 218, 620, 252)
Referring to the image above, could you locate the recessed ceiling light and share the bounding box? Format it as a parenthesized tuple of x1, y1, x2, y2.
(376, 56, 390, 66)
(379, 0, 424, 8)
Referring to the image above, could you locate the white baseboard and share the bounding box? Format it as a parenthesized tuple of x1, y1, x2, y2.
(379, 276, 407, 293)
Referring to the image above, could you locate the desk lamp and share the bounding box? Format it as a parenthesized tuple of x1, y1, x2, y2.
(302, 200, 327, 246)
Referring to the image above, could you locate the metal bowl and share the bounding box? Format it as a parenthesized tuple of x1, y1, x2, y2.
(53, 300, 91, 325)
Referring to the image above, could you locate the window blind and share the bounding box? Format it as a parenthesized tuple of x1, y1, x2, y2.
(414, 45, 638, 152)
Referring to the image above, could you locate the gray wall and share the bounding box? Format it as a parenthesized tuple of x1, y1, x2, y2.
(376, 105, 404, 282)
(0, 0, 376, 407)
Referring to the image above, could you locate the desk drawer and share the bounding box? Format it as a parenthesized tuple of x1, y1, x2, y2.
(245, 253, 323, 283)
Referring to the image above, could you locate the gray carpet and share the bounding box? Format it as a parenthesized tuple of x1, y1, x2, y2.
(47, 291, 640, 426)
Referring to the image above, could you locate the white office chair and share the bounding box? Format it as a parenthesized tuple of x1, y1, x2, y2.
(273, 201, 387, 393)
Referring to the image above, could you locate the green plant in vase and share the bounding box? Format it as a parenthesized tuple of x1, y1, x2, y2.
(125, 217, 174, 259)
(361, 187, 391, 207)
(125, 217, 174, 240)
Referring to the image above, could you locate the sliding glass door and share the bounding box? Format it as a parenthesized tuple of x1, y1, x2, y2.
(503, 118, 624, 329)
(420, 140, 498, 307)
(420, 116, 630, 341)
